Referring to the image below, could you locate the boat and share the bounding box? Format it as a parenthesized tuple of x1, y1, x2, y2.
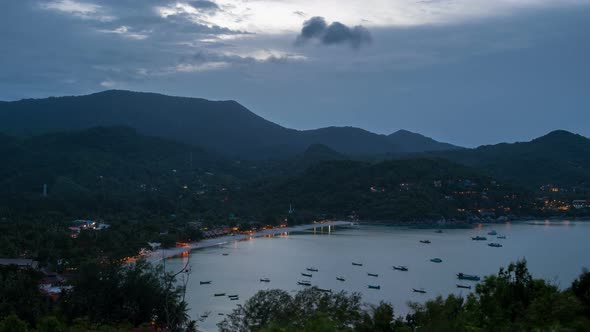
(306, 267, 319, 272)
(368, 285, 380, 290)
(200, 281, 212, 285)
(214, 293, 226, 297)
(430, 258, 443, 263)
(471, 236, 487, 241)
(352, 262, 363, 266)
(456, 284, 471, 289)
(488, 230, 498, 236)
(413, 288, 426, 293)
(336, 277, 346, 281)
(228, 294, 239, 298)
(218, 313, 225, 316)
(259, 278, 271, 282)
(222, 253, 229, 256)
(497, 235, 507, 239)
(488, 243, 503, 248)
(456, 273, 480, 281)
(393, 265, 408, 271)
(419, 240, 431, 244)
(367, 273, 379, 277)
(297, 281, 312, 286)
(435, 229, 443, 233)
(314, 287, 332, 293)
(301, 273, 313, 277)
(230, 297, 239, 301)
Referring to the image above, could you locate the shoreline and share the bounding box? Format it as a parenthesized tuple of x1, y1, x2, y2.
(145, 221, 353, 263)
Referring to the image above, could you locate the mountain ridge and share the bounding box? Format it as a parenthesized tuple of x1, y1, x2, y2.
(0, 89, 460, 158)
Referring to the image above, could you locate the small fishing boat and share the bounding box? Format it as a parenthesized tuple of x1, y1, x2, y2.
(456, 284, 472, 289)
(456, 273, 480, 281)
(214, 293, 226, 297)
(297, 280, 312, 286)
(367, 273, 379, 277)
(336, 277, 346, 281)
(488, 230, 498, 236)
(472, 236, 487, 241)
(368, 285, 380, 290)
(435, 229, 443, 233)
(301, 273, 313, 278)
(259, 278, 271, 282)
(222, 253, 229, 256)
(419, 240, 431, 244)
(488, 243, 502, 248)
(228, 294, 239, 297)
(352, 262, 363, 266)
(430, 258, 443, 263)
(497, 235, 507, 239)
(200, 281, 212, 285)
(413, 288, 426, 293)
(315, 287, 332, 293)
(393, 265, 408, 271)
(218, 313, 225, 316)
(230, 297, 239, 301)
(306, 267, 319, 272)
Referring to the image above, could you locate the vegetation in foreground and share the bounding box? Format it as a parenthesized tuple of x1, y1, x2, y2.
(219, 260, 590, 332)
(0, 260, 196, 332)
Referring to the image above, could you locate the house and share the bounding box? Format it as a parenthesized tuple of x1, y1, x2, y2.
(0, 258, 39, 270)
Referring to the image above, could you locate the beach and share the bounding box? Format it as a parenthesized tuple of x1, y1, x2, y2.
(145, 221, 353, 263)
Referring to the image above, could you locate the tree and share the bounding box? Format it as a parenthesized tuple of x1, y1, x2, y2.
(0, 314, 28, 332)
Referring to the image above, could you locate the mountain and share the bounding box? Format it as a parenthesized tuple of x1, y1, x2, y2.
(0, 90, 459, 158)
(388, 130, 461, 153)
(0, 126, 235, 201)
(231, 158, 531, 221)
(435, 130, 590, 188)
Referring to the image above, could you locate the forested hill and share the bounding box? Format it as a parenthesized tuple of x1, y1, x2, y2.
(434, 130, 590, 189)
(0, 90, 459, 158)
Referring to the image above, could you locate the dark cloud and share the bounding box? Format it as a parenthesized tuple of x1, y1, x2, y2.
(295, 16, 371, 49)
(188, 0, 220, 11)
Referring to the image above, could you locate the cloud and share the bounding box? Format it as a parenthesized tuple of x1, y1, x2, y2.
(97, 25, 148, 40)
(41, 0, 115, 21)
(188, 0, 220, 11)
(296, 16, 372, 49)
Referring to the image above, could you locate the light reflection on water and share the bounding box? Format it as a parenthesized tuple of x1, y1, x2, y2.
(165, 221, 590, 332)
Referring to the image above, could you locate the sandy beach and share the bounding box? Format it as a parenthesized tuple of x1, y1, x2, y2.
(144, 221, 353, 263)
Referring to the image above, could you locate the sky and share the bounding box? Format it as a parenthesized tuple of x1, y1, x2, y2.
(1, 0, 589, 147)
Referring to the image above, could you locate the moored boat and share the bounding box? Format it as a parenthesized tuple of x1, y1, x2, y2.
(297, 280, 312, 286)
(301, 273, 313, 277)
(222, 253, 229, 256)
(419, 240, 431, 244)
(306, 267, 319, 272)
(393, 265, 408, 271)
(352, 262, 363, 266)
(497, 235, 507, 239)
(456, 273, 480, 281)
(367, 273, 378, 277)
(430, 258, 443, 263)
(200, 281, 212, 285)
(413, 288, 426, 293)
(314, 287, 332, 293)
(488, 230, 498, 236)
(456, 284, 471, 289)
(488, 242, 502, 247)
(336, 277, 346, 281)
(472, 236, 487, 241)
(228, 294, 239, 298)
(435, 229, 443, 233)
(368, 285, 380, 290)
(214, 293, 226, 297)
(259, 278, 270, 282)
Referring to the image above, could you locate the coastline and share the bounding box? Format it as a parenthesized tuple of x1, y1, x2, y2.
(144, 221, 353, 263)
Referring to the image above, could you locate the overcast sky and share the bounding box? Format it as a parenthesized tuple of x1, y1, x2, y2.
(1, 0, 589, 146)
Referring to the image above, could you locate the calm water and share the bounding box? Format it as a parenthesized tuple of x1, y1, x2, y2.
(165, 221, 590, 331)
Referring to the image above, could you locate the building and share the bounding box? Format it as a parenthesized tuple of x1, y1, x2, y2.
(573, 200, 589, 209)
(0, 258, 39, 270)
